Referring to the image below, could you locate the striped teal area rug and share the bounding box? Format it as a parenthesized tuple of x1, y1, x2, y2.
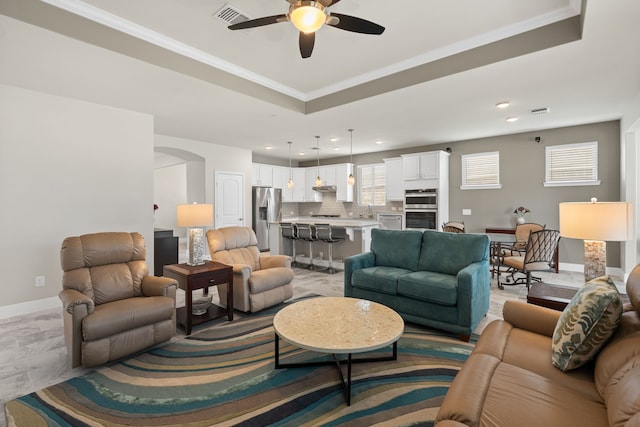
(5, 303, 476, 427)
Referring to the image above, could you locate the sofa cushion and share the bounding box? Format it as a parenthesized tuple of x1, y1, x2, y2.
(397, 271, 457, 306)
(370, 229, 423, 271)
(552, 276, 623, 372)
(418, 230, 489, 276)
(351, 266, 409, 295)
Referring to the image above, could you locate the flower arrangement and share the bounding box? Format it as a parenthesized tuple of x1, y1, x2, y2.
(513, 207, 530, 223)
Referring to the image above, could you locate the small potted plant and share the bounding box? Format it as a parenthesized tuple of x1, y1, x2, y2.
(513, 206, 530, 224)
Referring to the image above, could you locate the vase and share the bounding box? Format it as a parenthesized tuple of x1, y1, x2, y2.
(516, 216, 525, 224)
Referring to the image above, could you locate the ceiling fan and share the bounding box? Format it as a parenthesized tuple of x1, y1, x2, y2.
(228, 0, 385, 58)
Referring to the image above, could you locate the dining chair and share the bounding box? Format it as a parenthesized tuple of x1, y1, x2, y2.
(498, 229, 561, 290)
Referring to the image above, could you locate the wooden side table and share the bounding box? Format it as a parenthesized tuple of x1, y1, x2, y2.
(527, 282, 630, 311)
(163, 261, 233, 335)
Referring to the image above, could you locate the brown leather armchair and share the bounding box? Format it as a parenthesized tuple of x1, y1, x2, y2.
(59, 232, 177, 368)
(207, 226, 294, 312)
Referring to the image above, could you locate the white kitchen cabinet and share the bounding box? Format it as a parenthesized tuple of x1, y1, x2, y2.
(320, 165, 336, 186)
(402, 152, 439, 181)
(335, 163, 354, 202)
(305, 167, 322, 202)
(271, 165, 287, 190)
(252, 163, 274, 187)
(291, 168, 306, 202)
(384, 157, 404, 201)
(281, 167, 305, 202)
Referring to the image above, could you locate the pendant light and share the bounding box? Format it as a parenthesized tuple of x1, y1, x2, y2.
(347, 129, 355, 186)
(315, 136, 322, 187)
(287, 141, 294, 189)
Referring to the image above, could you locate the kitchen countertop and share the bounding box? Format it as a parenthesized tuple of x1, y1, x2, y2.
(279, 217, 380, 228)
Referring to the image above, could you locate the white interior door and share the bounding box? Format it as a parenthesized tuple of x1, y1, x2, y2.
(215, 172, 245, 228)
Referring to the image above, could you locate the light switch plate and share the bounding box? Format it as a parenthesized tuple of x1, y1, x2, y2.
(462, 209, 472, 216)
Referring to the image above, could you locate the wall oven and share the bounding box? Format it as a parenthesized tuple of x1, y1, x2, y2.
(404, 188, 437, 209)
(405, 210, 438, 230)
(404, 189, 438, 230)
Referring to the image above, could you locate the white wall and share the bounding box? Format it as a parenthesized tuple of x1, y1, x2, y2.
(154, 134, 253, 232)
(0, 84, 154, 312)
(153, 163, 187, 232)
(621, 93, 640, 275)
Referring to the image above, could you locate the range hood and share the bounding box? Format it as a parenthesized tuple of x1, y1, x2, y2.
(312, 185, 337, 193)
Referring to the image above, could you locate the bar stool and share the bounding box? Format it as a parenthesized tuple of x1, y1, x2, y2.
(295, 223, 317, 270)
(314, 223, 344, 274)
(280, 222, 299, 267)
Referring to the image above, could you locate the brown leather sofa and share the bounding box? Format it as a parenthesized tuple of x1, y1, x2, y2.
(207, 226, 294, 313)
(59, 232, 177, 368)
(436, 265, 640, 427)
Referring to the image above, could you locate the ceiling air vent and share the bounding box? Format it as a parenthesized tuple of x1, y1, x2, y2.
(213, 3, 250, 26)
(529, 107, 551, 115)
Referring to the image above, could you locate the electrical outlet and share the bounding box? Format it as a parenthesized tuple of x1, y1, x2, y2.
(463, 209, 472, 216)
(35, 275, 45, 287)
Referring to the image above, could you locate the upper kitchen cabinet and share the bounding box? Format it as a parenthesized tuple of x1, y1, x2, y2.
(305, 167, 323, 202)
(383, 157, 404, 201)
(402, 152, 442, 181)
(334, 163, 354, 202)
(280, 167, 305, 202)
(252, 163, 274, 187)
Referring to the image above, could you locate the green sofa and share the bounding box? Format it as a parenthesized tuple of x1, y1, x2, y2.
(344, 228, 490, 340)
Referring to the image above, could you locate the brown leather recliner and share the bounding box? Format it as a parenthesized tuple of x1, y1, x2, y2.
(59, 232, 177, 368)
(207, 226, 294, 313)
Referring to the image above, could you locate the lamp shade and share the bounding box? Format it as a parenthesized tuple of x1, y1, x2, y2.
(176, 203, 214, 227)
(559, 201, 633, 241)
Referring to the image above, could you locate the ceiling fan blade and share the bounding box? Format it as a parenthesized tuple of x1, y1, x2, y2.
(318, 0, 341, 6)
(228, 14, 287, 30)
(328, 13, 385, 35)
(299, 32, 315, 58)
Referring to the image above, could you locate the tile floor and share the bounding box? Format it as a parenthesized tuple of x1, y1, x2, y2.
(0, 266, 610, 426)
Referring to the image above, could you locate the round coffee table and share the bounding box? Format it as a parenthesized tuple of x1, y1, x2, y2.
(273, 296, 404, 405)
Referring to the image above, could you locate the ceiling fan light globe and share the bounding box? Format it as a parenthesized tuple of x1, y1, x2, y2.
(290, 3, 326, 33)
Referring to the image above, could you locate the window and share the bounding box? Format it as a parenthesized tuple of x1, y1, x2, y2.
(544, 141, 600, 186)
(358, 163, 386, 205)
(460, 151, 501, 190)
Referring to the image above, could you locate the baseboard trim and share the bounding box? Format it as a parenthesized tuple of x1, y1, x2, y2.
(0, 296, 59, 320)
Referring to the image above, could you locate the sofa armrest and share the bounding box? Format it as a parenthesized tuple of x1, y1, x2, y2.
(344, 252, 375, 297)
(435, 421, 469, 427)
(456, 261, 490, 327)
(59, 288, 94, 315)
(259, 255, 292, 270)
(59, 288, 93, 368)
(503, 300, 562, 337)
(141, 275, 177, 299)
(231, 263, 252, 280)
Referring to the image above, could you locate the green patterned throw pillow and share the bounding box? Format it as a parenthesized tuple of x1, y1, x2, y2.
(551, 276, 623, 372)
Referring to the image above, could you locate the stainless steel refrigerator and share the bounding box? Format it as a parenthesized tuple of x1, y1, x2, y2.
(252, 186, 282, 252)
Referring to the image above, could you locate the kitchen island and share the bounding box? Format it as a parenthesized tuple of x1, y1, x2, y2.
(268, 217, 379, 270)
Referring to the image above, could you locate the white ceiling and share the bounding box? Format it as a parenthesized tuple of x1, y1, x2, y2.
(1, 0, 639, 161)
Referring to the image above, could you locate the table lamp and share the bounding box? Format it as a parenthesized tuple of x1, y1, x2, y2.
(559, 198, 633, 282)
(177, 203, 214, 266)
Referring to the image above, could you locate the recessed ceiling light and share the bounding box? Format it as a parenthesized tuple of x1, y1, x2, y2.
(496, 101, 510, 109)
(333, 147, 341, 151)
(506, 117, 518, 123)
(375, 140, 384, 145)
(265, 146, 273, 150)
(330, 137, 339, 142)
(298, 152, 305, 156)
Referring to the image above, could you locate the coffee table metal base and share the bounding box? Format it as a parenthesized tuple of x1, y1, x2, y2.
(274, 333, 398, 406)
